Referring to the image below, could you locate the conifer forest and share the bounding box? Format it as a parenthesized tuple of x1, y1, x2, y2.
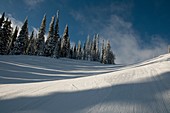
(0, 12, 115, 64)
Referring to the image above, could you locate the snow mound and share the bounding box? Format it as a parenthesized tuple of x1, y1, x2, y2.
(0, 54, 170, 113)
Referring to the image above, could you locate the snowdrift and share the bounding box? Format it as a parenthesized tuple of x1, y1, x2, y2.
(0, 54, 170, 113)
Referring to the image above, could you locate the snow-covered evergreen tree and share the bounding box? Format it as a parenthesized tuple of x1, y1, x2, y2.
(77, 40, 82, 60)
(26, 31, 35, 55)
(102, 46, 107, 64)
(8, 26, 18, 54)
(54, 10, 60, 43)
(100, 40, 105, 63)
(35, 14, 46, 56)
(44, 16, 55, 57)
(0, 18, 12, 55)
(58, 38, 61, 57)
(73, 44, 77, 59)
(91, 34, 97, 61)
(82, 42, 86, 60)
(53, 10, 60, 58)
(0, 12, 5, 28)
(69, 47, 73, 59)
(12, 18, 28, 55)
(108, 50, 115, 64)
(66, 37, 70, 58)
(102, 40, 115, 64)
(53, 42, 59, 58)
(61, 24, 70, 57)
(85, 35, 91, 60)
(106, 40, 111, 64)
(95, 34, 100, 61)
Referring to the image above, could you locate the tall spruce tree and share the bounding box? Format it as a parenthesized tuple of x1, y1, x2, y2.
(69, 46, 73, 59)
(106, 41, 115, 64)
(53, 42, 59, 58)
(26, 31, 35, 55)
(95, 34, 100, 61)
(8, 26, 18, 54)
(85, 35, 91, 60)
(58, 38, 61, 57)
(77, 40, 82, 60)
(54, 10, 60, 42)
(108, 50, 115, 64)
(44, 16, 55, 57)
(35, 14, 46, 56)
(100, 40, 105, 63)
(0, 12, 5, 28)
(102, 40, 115, 64)
(91, 34, 97, 61)
(102, 45, 107, 64)
(12, 18, 28, 55)
(82, 42, 86, 60)
(61, 24, 70, 57)
(66, 37, 70, 57)
(0, 18, 12, 55)
(73, 44, 77, 59)
(53, 10, 60, 58)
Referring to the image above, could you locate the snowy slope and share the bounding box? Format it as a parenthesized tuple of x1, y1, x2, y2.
(0, 54, 170, 113)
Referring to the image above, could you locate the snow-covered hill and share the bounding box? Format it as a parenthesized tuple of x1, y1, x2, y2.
(0, 54, 170, 113)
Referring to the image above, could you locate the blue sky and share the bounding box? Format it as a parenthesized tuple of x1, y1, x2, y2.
(0, 0, 170, 64)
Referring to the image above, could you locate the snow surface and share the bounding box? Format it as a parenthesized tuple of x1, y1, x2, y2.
(0, 54, 170, 113)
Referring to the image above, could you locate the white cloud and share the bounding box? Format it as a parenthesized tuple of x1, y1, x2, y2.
(24, 0, 44, 9)
(70, 11, 85, 22)
(100, 15, 168, 64)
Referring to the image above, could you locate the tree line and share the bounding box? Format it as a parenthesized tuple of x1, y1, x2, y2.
(0, 11, 115, 64)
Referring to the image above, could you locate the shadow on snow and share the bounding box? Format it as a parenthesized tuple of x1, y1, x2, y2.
(0, 71, 170, 113)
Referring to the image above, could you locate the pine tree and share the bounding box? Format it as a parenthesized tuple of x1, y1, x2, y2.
(106, 40, 111, 61)
(58, 38, 61, 57)
(35, 14, 46, 56)
(95, 34, 100, 61)
(91, 34, 97, 61)
(85, 35, 91, 60)
(102, 40, 110, 64)
(8, 26, 18, 54)
(26, 31, 35, 55)
(108, 51, 115, 64)
(73, 44, 77, 59)
(102, 40, 115, 64)
(82, 42, 86, 60)
(66, 37, 70, 57)
(54, 11, 60, 43)
(100, 40, 105, 63)
(69, 46, 73, 59)
(61, 24, 70, 57)
(0, 12, 5, 28)
(107, 40, 115, 64)
(44, 16, 55, 57)
(0, 18, 12, 55)
(53, 10, 60, 58)
(102, 46, 107, 64)
(12, 18, 28, 55)
(53, 41, 59, 58)
(77, 40, 82, 60)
